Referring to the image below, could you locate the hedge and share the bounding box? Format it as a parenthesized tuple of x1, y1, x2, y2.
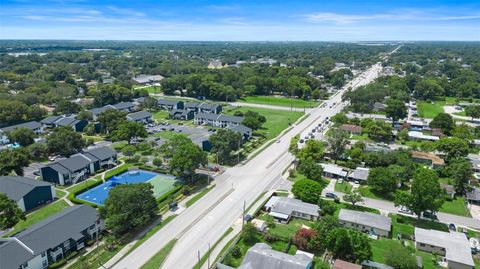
(104, 164, 131, 179)
(68, 180, 104, 208)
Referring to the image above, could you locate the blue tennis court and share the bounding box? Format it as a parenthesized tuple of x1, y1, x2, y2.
(76, 169, 176, 205)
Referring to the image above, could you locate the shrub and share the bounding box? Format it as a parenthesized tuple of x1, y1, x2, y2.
(293, 228, 317, 251)
(231, 245, 242, 258)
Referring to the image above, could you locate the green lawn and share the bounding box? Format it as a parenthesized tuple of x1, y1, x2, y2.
(186, 186, 214, 207)
(417, 101, 445, 118)
(439, 197, 470, 217)
(370, 238, 403, 263)
(258, 213, 313, 240)
(152, 110, 169, 122)
(288, 170, 308, 182)
(392, 214, 448, 234)
(335, 181, 353, 193)
(140, 239, 177, 269)
(390, 214, 415, 238)
(55, 189, 67, 198)
(241, 96, 320, 108)
(141, 86, 162, 94)
(358, 186, 394, 201)
(66, 177, 103, 194)
(3, 200, 70, 237)
(227, 107, 304, 140)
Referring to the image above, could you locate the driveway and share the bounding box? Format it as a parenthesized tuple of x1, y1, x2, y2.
(23, 162, 44, 179)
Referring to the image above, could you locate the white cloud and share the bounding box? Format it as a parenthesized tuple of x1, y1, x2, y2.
(305, 13, 392, 24)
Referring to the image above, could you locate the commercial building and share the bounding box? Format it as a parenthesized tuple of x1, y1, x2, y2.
(338, 209, 391, 237)
(414, 227, 474, 269)
(0, 176, 55, 212)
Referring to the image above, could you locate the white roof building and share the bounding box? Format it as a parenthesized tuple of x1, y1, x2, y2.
(408, 131, 440, 141)
(320, 163, 348, 178)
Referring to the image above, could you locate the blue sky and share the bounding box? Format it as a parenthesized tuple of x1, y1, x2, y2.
(1, 0, 479, 41)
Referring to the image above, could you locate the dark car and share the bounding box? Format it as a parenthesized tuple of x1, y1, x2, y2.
(449, 223, 456, 231)
(243, 214, 252, 222)
(325, 192, 337, 199)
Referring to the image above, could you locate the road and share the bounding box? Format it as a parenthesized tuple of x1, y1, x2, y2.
(230, 101, 311, 112)
(111, 60, 386, 269)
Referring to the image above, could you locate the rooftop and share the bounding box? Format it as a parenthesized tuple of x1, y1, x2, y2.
(340, 124, 363, 133)
(127, 111, 152, 121)
(238, 243, 312, 269)
(0, 176, 52, 201)
(269, 197, 319, 218)
(320, 163, 348, 177)
(2, 121, 42, 132)
(338, 209, 391, 232)
(349, 167, 369, 181)
(333, 259, 362, 269)
(411, 151, 445, 166)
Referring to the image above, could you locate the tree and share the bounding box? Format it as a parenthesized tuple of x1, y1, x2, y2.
(0, 148, 30, 176)
(446, 159, 472, 195)
(293, 228, 317, 251)
(385, 243, 417, 269)
(394, 168, 444, 218)
(292, 179, 323, 203)
(331, 113, 349, 125)
(100, 183, 158, 236)
(7, 127, 36, 147)
(54, 100, 80, 115)
(242, 110, 266, 130)
(414, 79, 444, 101)
(161, 135, 207, 181)
(121, 145, 136, 158)
(436, 137, 469, 160)
(367, 167, 398, 195)
(465, 105, 480, 121)
(429, 113, 455, 135)
(111, 121, 147, 144)
(0, 193, 26, 230)
(327, 228, 371, 263)
(385, 98, 407, 123)
(318, 198, 336, 216)
(312, 89, 321, 100)
(28, 142, 49, 160)
(327, 128, 349, 163)
(97, 109, 127, 134)
(242, 222, 257, 243)
(47, 126, 86, 157)
(77, 110, 93, 121)
(210, 129, 242, 164)
(296, 140, 324, 162)
(343, 189, 363, 206)
(296, 158, 323, 181)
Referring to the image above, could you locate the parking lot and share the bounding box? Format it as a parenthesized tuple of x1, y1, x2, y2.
(147, 122, 214, 137)
(23, 162, 45, 179)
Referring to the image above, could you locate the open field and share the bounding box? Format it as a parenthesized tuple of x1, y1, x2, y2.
(417, 101, 445, 118)
(241, 96, 320, 108)
(335, 181, 353, 193)
(227, 107, 304, 140)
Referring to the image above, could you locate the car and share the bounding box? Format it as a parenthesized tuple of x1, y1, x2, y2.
(276, 139, 281, 143)
(243, 214, 252, 222)
(449, 223, 456, 231)
(421, 211, 438, 220)
(399, 206, 413, 215)
(312, 129, 316, 133)
(299, 139, 304, 143)
(325, 192, 337, 199)
(33, 170, 40, 176)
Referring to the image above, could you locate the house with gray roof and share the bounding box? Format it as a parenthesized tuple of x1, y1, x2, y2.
(0, 176, 55, 211)
(266, 196, 319, 223)
(0, 205, 102, 269)
(41, 115, 88, 132)
(132, 74, 164, 85)
(40, 115, 63, 128)
(1, 121, 44, 134)
(88, 105, 115, 121)
(111, 102, 135, 112)
(348, 167, 369, 182)
(169, 109, 194, 120)
(184, 102, 222, 114)
(466, 188, 480, 205)
(40, 146, 117, 185)
(157, 99, 184, 111)
(338, 209, 391, 237)
(414, 227, 474, 269)
(238, 243, 313, 269)
(127, 111, 152, 124)
(320, 163, 348, 179)
(226, 124, 252, 140)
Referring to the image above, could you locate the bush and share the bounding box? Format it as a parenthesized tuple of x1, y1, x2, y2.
(263, 231, 278, 242)
(48, 259, 67, 269)
(231, 245, 242, 258)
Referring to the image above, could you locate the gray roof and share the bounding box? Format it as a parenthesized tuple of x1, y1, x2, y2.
(338, 209, 391, 232)
(195, 112, 220, 121)
(0, 176, 52, 201)
(88, 106, 112, 116)
(227, 124, 252, 135)
(199, 102, 220, 111)
(185, 102, 200, 109)
(111, 102, 135, 110)
(127, 111, 152, 121)
(320, 163, 348, 177)
(132, 75, 164, 84)
(0, 238, 36, 269)
(270, 197, 319, 218)
(48, 154, 92, 173)
(83, 146, 117, 162)
(2, 121, 41, 132)
(55, 117, 80, 127)
(15, 205, 98, 254)
(415, 227, 474, 266)
(158, 99, 181, 106)
(40, 115, 62, 124)
(349, 167, 369, 181)
(218, 114, 244, 123)
(466, 188, 480, 201)
(239, 243, 312, 269)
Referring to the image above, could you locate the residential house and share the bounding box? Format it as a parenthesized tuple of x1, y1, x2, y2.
(364, 143, 393, 153)
(1, 121, 44, 135)
(127, 111, 153, 124)
(346, 113, 390, 122)
(110, 102, 136, 113)
(226, 124, 253, 140)
(431, 128, 445, 138)
(169, 109, 194, 120)
(184, 102, 222, 114)
(466, 188, 480, 205)
(88, 106, 113, 121)
(157, 99, 184, 111)
(0, 176, 55, 212)
(348, 167, 369, 183)
(441, 184, 455, 199)
(40, 146, 117, 185)
(340, 124, 363, 135)
(194, 113, 244, 128)
(411, 151, 445, 168)
(320, 163, 348, 179)
(189, 133, 212, 151)
(414, 227, 474, 269)
(338, 209, 391, 237)
(408, 131, 440, 142)
(208, 60, 224, 69)
(265, 196, 319, 223)
(52, 117, 88, 132)
(40, 115, 63, 128)
(238, 243, 313, 269)
(0, 205, 102, 269)
(467, 154, 480, 173)
(406, 120, 428, 131)
(132, 74, 164, 85)
(333, 259, 362, 269)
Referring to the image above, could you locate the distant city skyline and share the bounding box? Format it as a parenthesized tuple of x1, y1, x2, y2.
(1, 0, 479, 41)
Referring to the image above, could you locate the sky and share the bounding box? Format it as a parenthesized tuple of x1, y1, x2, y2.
(0, 0, 479, 41)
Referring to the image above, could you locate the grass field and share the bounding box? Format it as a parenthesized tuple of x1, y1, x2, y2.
(138, 86, 162, 94)
(227, 107, 303, 140)
(417, 101, 445, 118)
(439, 197, 470, 217)
(55, 189, 66, 198)
(335, 181, 353, 193)
(140, 239, 177, 269)
(3, 200, 70, 237)
(241, 96, 320, 108)
(148, 175, 177, 197)
(152, 110, 169, 122)
(358, 185, 395, 201)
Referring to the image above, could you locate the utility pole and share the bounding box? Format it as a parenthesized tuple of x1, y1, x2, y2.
(197, 250, 201, 269)
(207, 242, 211, 268)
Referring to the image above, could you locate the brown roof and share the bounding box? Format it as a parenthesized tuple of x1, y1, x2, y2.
(340, 124, 363, 133)
(333, 259, 362, 269)
(411, 151, 445, 166)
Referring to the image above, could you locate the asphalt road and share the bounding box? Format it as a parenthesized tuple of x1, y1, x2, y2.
(111, 61, 385, 269)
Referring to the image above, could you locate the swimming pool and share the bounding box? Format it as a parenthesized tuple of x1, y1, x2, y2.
(76, 169, 176, 205)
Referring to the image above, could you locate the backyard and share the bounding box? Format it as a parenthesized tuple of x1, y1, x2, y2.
(334, 181, 353, 193)
(227, 106, 304, 140)
(241, 96, 320, 108)
(439, 197, 470, 217)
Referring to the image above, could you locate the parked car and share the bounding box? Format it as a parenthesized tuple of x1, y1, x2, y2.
(449, 223, 456, 231)
(299, 139, 304, 143)
(421, 211, 438, 220)
(243, 214, 252, 222)
(33, 170, 40, 176)
(276, 139, 281, 143)
(399, 206, 413, 215)
(325, 192, 337, 199)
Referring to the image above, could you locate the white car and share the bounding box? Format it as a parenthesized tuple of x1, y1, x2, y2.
(276, 139, 281, 143)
